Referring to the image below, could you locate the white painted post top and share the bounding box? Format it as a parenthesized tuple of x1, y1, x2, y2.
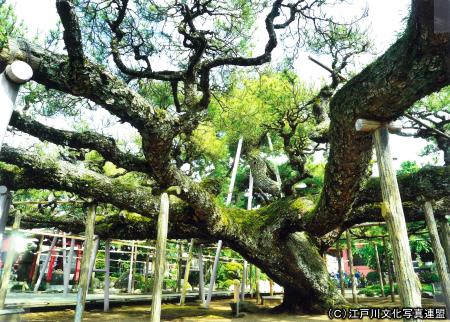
(355, 119, 402, 133)
(5, 61, 33, 84)
(0, 186, 7, 194)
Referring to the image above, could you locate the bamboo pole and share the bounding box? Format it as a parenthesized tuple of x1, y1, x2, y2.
(180, 239, 194, 305)
(373, 127, 422, 315)
(423, 201, 450, 312)
(345, 230, 358, 303)
(0, 211, 22, 309)
(74, 204, 96, 322)
(205, 240, 222, 308)
(383, 237, 396, 302)
(198, 245, 205, 304)
(373, 242, 386, 297)
(150, 193, 170, 322)
(34, 236, 58, 292)
(336, 242, 346, 297)
(104, 239, 110, 312)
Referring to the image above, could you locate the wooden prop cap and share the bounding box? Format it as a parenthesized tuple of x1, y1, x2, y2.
(5, 61, 33, 84)
(0, 186, 7, 194)
(355, 119, 402, 133)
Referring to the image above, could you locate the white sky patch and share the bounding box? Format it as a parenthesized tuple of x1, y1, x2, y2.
(5, 0, 444, 171)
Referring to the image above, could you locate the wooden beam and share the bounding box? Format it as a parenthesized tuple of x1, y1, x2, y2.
(423, 201, 450, 312)
(150, 193, 169, 322)
(373, 126, 422, 312)
(345, 230, 358, 304)
(87, 237, 99, 291)
(205, 240, 222, 308)
(0, 211, 22, 309)
(74, 203, 96, 322)
(373, 242, 386, 297)
(355, 119, 402, 133)
(180, 239, 194, 305)
(104, 239, 110, 312)
(0, 61, 33, 153)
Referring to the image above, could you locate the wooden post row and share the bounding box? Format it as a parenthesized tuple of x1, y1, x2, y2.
(150, 193, 170, 322)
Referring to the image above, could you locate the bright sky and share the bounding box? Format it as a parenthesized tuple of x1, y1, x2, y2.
(5, 0, 444, 171)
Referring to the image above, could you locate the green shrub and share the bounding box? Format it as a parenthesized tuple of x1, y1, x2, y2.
(418, 271, 439, 284)
(366, 272, 379, 284)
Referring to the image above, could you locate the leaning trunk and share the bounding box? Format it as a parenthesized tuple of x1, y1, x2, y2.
(229, 231, 345, 313)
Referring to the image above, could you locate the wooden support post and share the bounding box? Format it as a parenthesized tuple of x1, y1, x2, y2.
(34, 236, 58, 292)
(30, 235, 44, 286)
(198, 245, 205, 304)
(0, 187, 11, 252)
(423, 201, 450, 312)
(205, 240, 222, 308)
(87, 237, 99, 292)
(74, 203, 96, 322)
(248, 264, 253, 298)
(267, 133, 283, 197)
(255, 267, 260, 304)
(127, 241, 135, 293)
(374, 242, 386, 297)
(247, 170, 253, 211)
(226, 136, 243, 206)
(240, 260, 247, 301)
(144, 252, 150, 293)
(0, 61, 33, 153)
(150, 193, 169, 322)
(437, 217, 450, 271)
(357, 120, 422, 314)
(176, 241, 183, 293)
(74, 243, 81, 284)
(383, 237, 396, 302)
(233, 279, 240, 317)
(104, 239, 110, 312)
(269, 279, 274, 296)
(345, 230, 358, 304)
(180, 239, 194, 305)
(0, 211, 22, 309)
(336, 241, 346, 297)
(62, 235, 67, 291)
(63, 238, 75, 295)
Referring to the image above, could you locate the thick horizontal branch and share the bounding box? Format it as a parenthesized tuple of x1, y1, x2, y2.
(0, 39, 155, 130)
(308, 0, 450, 236)
(10, 111, 150, 174)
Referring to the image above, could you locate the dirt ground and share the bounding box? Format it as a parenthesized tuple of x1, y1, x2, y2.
(4, 297, 449, 322)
